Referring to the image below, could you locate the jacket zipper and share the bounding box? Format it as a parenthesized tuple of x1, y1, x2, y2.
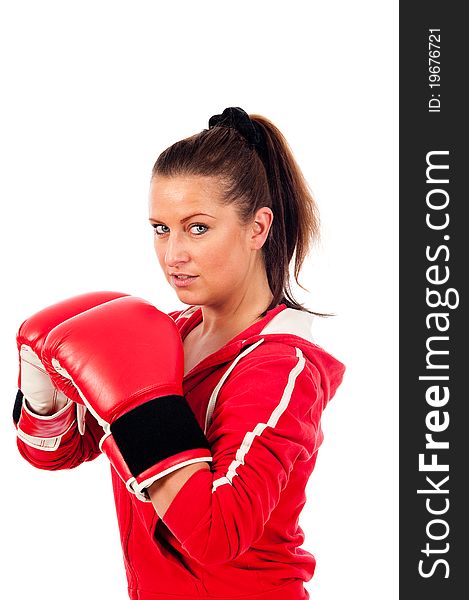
(123, 491, 139, 592)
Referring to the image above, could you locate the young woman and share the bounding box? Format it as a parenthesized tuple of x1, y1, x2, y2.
(14, 107, 345, 600)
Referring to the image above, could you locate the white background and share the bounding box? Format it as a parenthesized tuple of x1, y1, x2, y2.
(0, 1, 398, 598)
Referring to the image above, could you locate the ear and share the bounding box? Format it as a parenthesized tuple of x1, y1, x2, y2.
(249, 207, 273, 250)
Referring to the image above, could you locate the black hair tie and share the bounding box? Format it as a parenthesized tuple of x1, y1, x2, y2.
(208, 107, 268, 166)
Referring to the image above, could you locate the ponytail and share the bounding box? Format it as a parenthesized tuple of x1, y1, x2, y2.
(250, 114, 320, 314)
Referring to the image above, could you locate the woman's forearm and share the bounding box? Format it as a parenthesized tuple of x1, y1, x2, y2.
(147, 461, 211, 518)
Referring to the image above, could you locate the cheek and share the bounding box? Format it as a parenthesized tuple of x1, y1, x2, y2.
(209, 234, 250, 275)
(154, 240, 166, 268)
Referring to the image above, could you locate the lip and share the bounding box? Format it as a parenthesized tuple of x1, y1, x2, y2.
(171, 274, 198, 288)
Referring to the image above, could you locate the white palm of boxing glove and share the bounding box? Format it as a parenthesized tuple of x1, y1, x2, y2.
(20, 344, 87, 433)
(20, 345, 69, 415)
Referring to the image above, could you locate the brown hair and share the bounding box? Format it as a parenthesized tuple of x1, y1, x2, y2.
(151, 112, 327, 317)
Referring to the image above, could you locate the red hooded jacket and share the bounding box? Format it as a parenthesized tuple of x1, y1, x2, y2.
(15, 302, 345, 600)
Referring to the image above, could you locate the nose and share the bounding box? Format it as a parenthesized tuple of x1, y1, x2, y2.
(163, 232, 190, 268)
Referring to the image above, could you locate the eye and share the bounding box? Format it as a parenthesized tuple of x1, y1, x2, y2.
(190, 223, 209, 235)
(152, 224, 169, 236)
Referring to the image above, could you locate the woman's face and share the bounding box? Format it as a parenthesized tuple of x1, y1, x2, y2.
(149, 174, 270, 308)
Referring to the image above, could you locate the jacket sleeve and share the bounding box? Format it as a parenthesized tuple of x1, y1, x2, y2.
(161, 345, 324, 566)
(13, 390, 102, 471)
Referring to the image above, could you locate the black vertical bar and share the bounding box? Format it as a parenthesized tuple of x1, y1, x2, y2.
(400, 3, 467, 597)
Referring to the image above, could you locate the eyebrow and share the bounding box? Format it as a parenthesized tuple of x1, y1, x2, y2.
(149, 212, 215, 224)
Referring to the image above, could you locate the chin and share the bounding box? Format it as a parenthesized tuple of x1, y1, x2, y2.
(175, 289, 203, 304)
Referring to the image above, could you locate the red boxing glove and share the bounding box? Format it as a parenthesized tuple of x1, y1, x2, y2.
(42, 296, 212, 501)
(15, 291, 128, 450)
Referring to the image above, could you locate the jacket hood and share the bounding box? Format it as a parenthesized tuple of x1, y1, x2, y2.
(174, 304, 345, 407)
(248, 306, 345, 406)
